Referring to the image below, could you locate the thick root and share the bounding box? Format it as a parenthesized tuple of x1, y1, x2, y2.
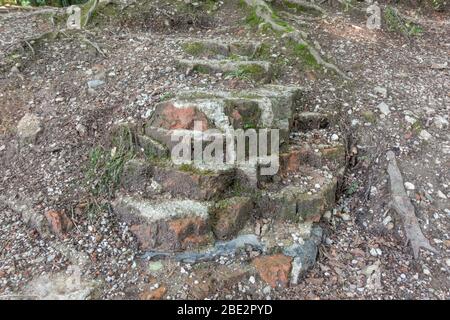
(243, 0, 350, 79)
(386, 151, 437, 259)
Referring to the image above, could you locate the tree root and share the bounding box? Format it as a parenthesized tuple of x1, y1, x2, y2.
(80, 36, 107, 58)
(287, 31, 350, 79)
(280, 0, 326, 15)
(83, 0, 100, 28)
(386, 151, 437, 259)
(243, 0, 350, 80)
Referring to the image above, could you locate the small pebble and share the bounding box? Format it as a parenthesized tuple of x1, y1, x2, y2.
(404, 182, 415, 190)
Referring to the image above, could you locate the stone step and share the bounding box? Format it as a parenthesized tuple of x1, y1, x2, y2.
(152, 165, 235, 201)
(113, 195, 213, 252)
(210, 196, 254, 240)
(177, 59, 273, 82)
(145, 85, 304, 147)
(181, 39, 261, 59)
(278, 142, 346, 175)
(176, 85, 303, 136)
(117, 159, 337, 224)
(119, 158, 235, 200)
(292, 112, 330, 131)
(258, 169, 338, 223)
(113, 194, 257, 252)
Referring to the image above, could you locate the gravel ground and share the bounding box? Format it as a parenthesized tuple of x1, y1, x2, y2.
(0, 1, 448, 299)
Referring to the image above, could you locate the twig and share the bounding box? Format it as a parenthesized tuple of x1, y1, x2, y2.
(24, 40, 35, 56)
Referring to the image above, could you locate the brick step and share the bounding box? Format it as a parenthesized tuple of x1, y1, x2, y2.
(292, 111, 330, 131)
(181, 39, 261, 59)
(280, 129, 346, 175)
(177, 59, 273, 82)
(113, 195, 213, 252)
(120, 158, 235, 201)
(113, 194, 255, 252)
(257, 167, 339, 223)
(277, 143, 345, 177)
(144, 85, 304, 150)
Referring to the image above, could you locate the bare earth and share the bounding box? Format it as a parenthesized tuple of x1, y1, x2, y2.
(0, 1, 448, 300)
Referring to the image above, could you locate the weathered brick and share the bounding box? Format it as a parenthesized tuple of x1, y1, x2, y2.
(44, 210, 73, 237)
(212, 197, 253, 240)
(113, 196, 212, 251)
(148, 101, 209, 131)
(252, 254, 293, 288)
(152, 166, 234, 201)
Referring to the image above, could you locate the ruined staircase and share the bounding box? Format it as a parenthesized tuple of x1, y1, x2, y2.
(112, 38, 347, 288)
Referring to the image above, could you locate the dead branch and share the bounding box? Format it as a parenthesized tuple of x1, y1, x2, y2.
(386, 151, 437, 259)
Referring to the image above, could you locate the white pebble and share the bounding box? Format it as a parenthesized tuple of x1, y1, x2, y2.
(404, 182, 415, 190)
(437, 190, 447, 199)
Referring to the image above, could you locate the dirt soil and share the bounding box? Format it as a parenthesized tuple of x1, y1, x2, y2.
(0, 0, 448, 299)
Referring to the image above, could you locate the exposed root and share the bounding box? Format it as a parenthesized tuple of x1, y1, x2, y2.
(287, 31, 350, 79)
(4, 30, 60, 56)
(23, 40, 35, 56)
(80, 36, 107, 58)
(245, 0, 287, 32)
(278, 10, 321, 23)
(243, 0, 350, 79)
(83, 0, 100, 28)
(280, 0, 326, 15)
(386, 151, 437, 259)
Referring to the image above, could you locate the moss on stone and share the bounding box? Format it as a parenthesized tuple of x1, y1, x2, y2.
(192, 64, 212, 74)
(245, 8, 265, 27)
(182, 42, 206, 56)
(292, 43, 319, 68)
(237, 63, 267, 78)
(179, 163, 214, 176)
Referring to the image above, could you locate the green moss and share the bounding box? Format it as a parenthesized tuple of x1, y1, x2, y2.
(238, 64, 267, 78)
(346, 181, 359, 196)
(384, 6, 423, 37)
(362, 110, 376, 124)
(228, 53, 244, 61)
(182, 42, 206, 56)
(179, 163, 214, 175)
(411, 120, 423, 135)
(245, 8, 264, 27)
(292, 43, 319, 68)
(159, 92, 175, 102)
(271, 12, 292, 31)
(284, 1, 306, 12)
(193, 64, 211, 74)
(179, 91, 219, 100)
(254, 42, 272, 60)
(223, 63, 267, 81)
(146, 151, 170, 166)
